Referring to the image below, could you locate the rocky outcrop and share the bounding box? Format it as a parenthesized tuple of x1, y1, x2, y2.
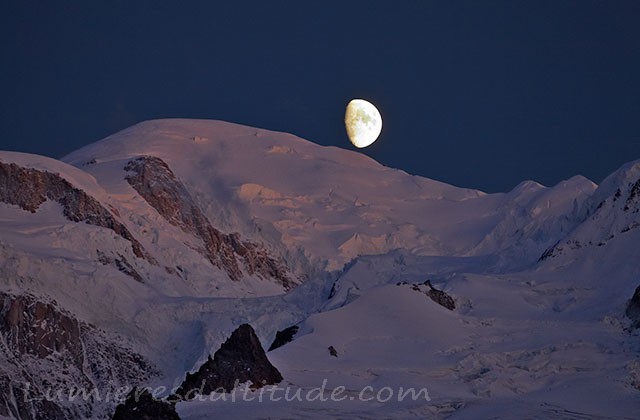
(624, 179, 640, 212)
(399, 280, 456, 310)
(268, 325, 299, 351)
(328, 346, 338, 357)
(0, 161, 150, 261)
(626, 285, 640, 330)
(0, 374, 67, 420)
(423, 280, 456, 310)
(112, 388, 180, 420)
(97, 251, 144, 283)
(175, 324, 282, 399)
(1, 293, 83, 362)
(125, 156, 294, 288)
(0, 292, 157, 419)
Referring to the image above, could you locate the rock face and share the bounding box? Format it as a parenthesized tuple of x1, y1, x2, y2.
(112, 388, 180, 420)
(268, 325, 299, 351)
(626, 285, 640, 330)
(125, 156, 294, 288)
(624, 179, 640, 212)
(0, 161, 149, 261)
(0, 375, 67, 420)
(1, 293, 82, 362)
(175, 324, 282, 398)
(0, 292, 156, 419)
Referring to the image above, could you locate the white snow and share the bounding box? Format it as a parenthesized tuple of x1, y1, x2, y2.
(1, 119, 638, 419)
(62, 119, 595, 271)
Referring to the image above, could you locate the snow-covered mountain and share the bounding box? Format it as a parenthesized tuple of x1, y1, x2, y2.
(1, 119, 639, 419)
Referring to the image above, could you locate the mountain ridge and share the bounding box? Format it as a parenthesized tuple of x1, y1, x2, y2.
(60, 119, 599, 271)
(1, 119, 639, 419)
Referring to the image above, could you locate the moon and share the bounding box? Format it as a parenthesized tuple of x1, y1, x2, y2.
(344, 99, 382, 148)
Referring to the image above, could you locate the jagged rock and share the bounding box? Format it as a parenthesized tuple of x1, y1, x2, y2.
(0, 161, 150, 262)
(268, 325, 299, 351)
(0, 373, 67, 420)
(626, 285, 640, 330)
(0, 292, 157, 419)
(175, 324, 282, 399)
(539, 240, 561, 261)
(624, 179, 640, 211)
(399, 280, 456, 310)
(1, 292, 83, 363)
(328, 346, 338, 357)
(125, 156, 294, 288)
(112, 388, 180, 420)
(97, 251, 144, 283)
(424, 280, 456, 310)
(328, 282, 337, 299)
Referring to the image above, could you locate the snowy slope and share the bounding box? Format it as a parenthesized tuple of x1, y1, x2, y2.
(63, 119, 595, 271)
(180, 238, 640, 419)
(541, 159, 640, 263)
(1, 119, 638, 419)
(181, 263, 640, 419)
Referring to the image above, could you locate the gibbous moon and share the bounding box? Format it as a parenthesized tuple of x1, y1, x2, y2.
(344, 99, 382, 148)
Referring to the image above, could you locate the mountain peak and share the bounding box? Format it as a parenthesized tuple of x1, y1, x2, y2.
(2, 120, 640, 419)
(589, 159, 640, 207)
(512, 179, 546, 192)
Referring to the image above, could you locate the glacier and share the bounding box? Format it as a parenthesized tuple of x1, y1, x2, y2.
(0, 119, 639, 419)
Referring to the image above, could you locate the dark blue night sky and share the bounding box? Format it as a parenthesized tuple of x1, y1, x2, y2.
(2, 1, 639, 192)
